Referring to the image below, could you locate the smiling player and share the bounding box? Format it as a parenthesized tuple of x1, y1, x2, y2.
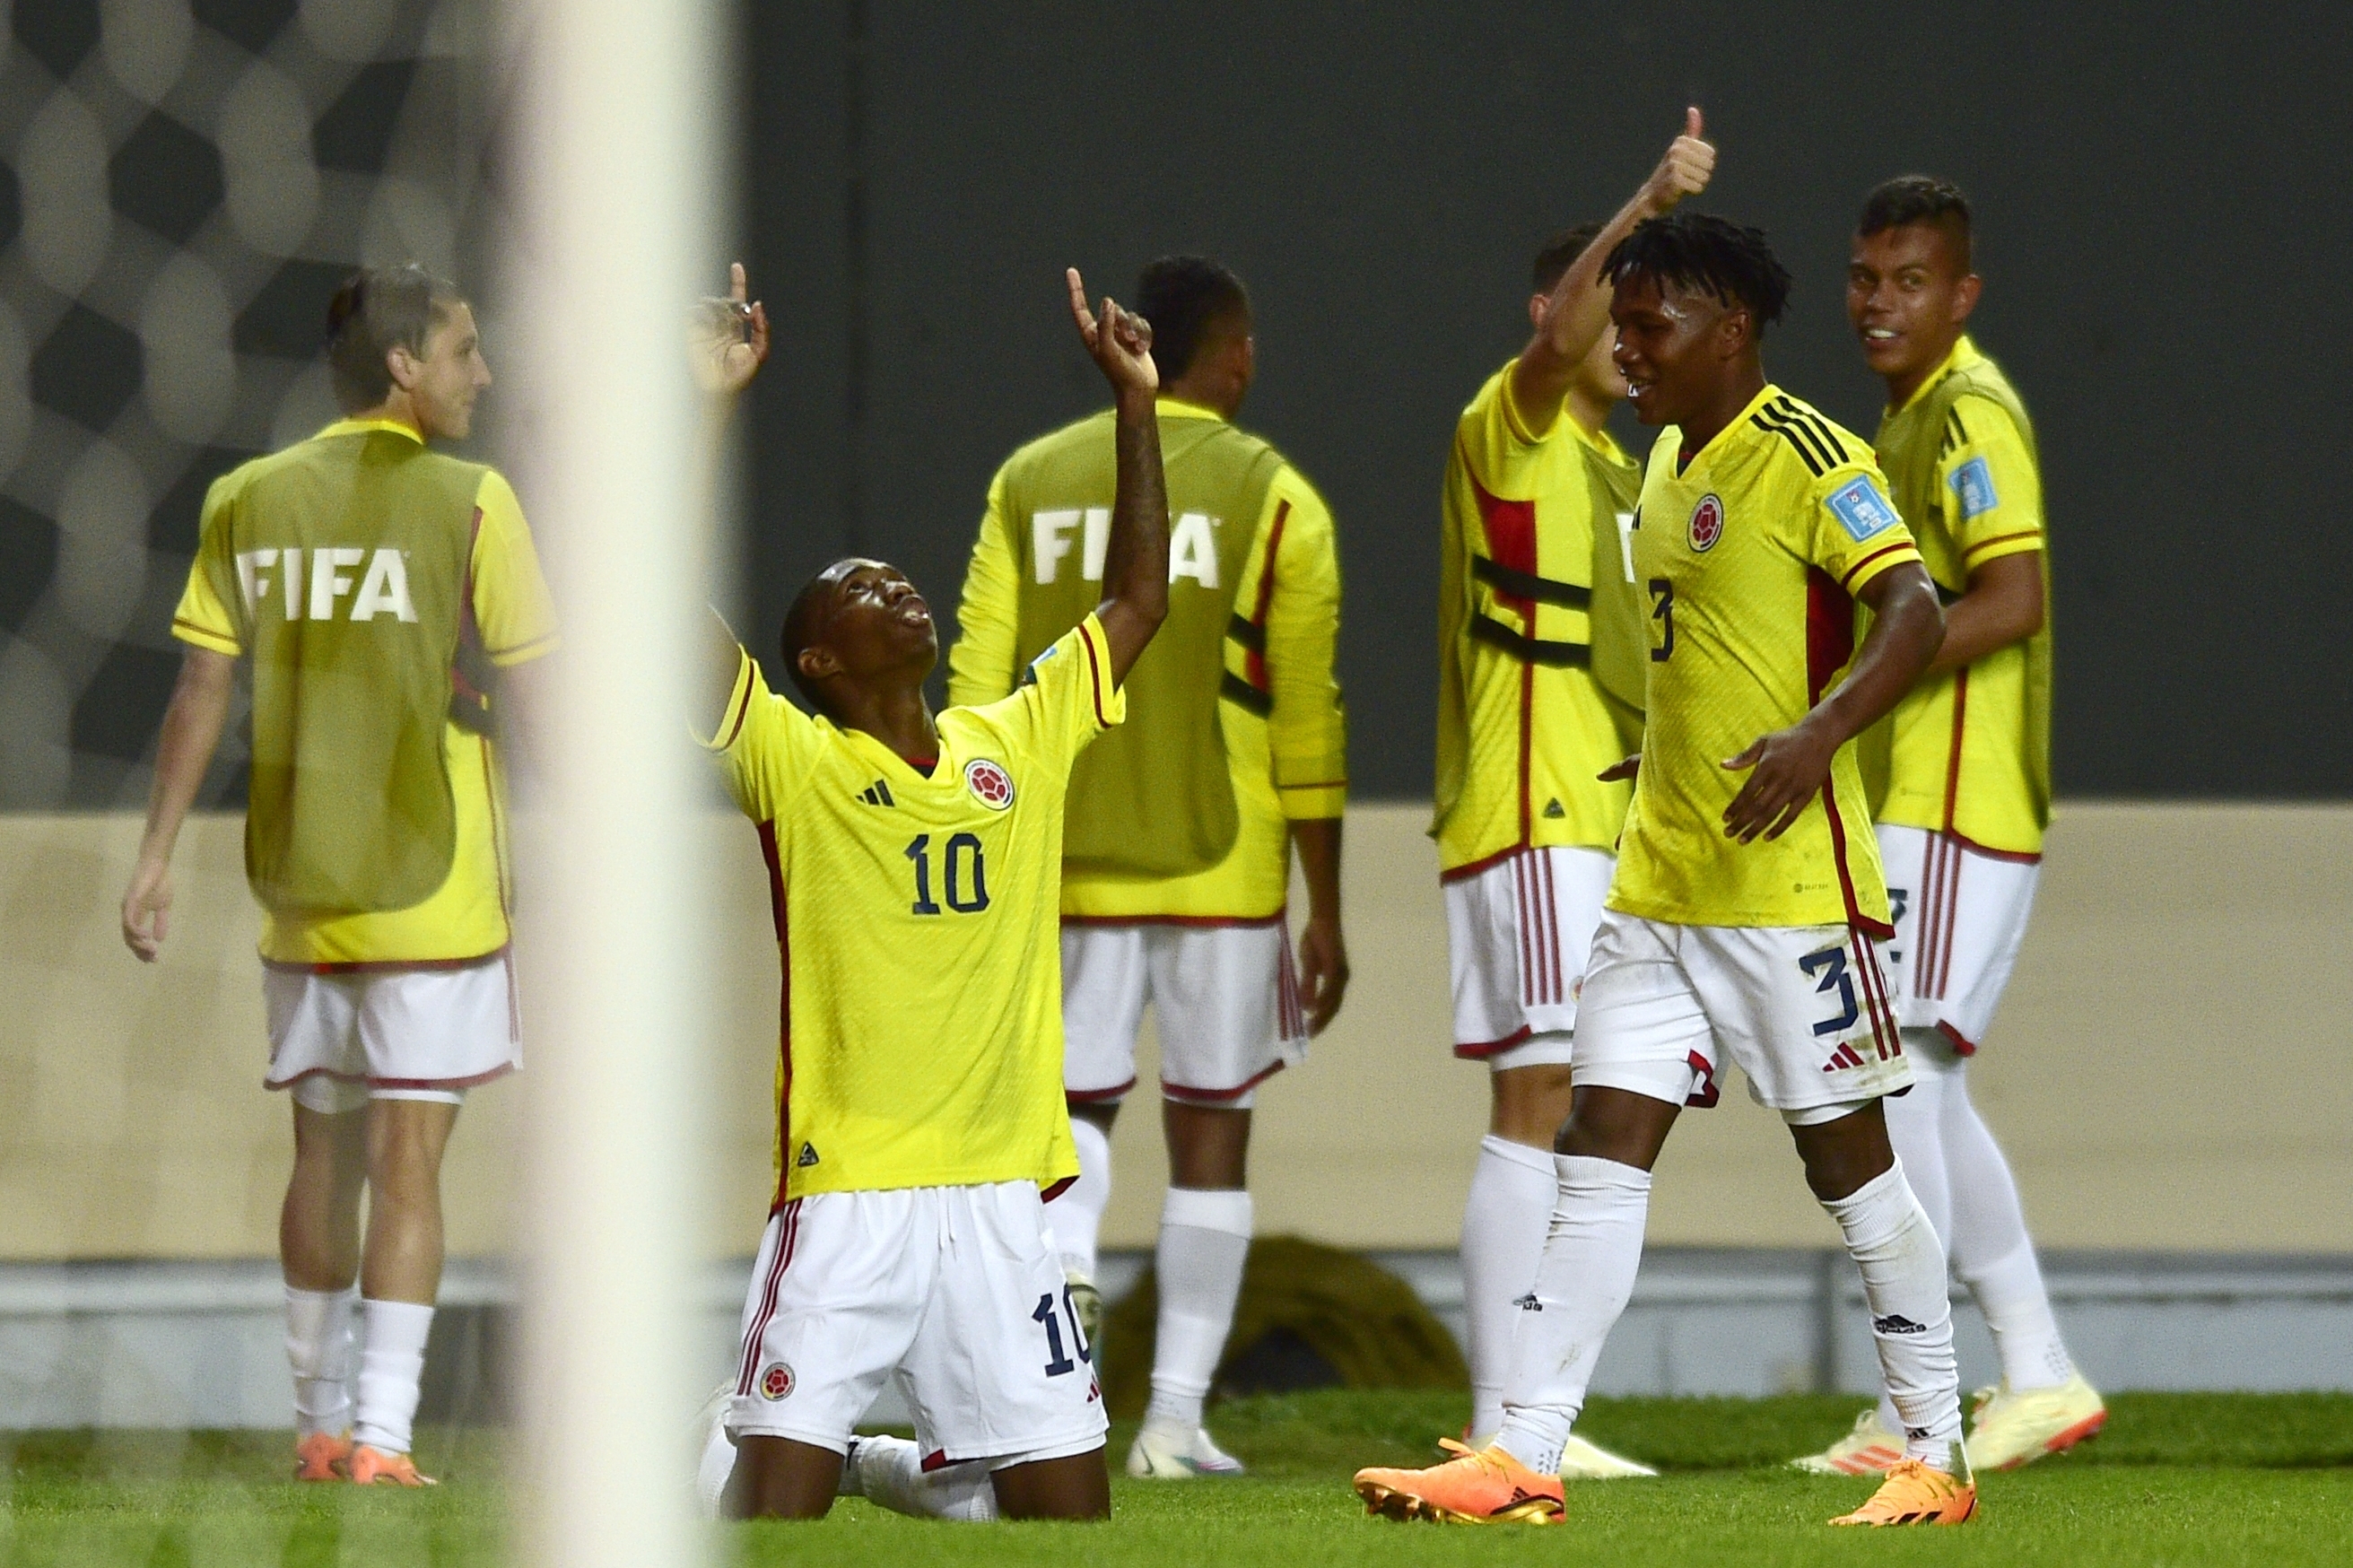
(1353, 213, 1972, 1529)
(1791, 176, 2103, 1477)
(691, 265, 1166, 1523)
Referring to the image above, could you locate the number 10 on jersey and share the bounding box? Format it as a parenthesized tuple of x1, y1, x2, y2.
(904, 832, 989, 915)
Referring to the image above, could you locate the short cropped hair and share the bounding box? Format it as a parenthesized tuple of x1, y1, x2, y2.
(1858, 174, 1974, 272)
(325, 264, 464, 412)
(779, 570, 836, 710)
(1135, 256, 1250, 383)
(1603, 211, 1793, 331)
(1530, 222, 1603, 296)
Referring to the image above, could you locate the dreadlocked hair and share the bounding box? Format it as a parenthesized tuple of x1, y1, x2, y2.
(1602, 211, 1792, 330)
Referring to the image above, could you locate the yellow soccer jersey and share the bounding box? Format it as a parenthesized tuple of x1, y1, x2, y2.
(1875, 339, 2050, 856)
(171, 421, 557, 965)
(1434, 360, 1639, 876)
(1613, 388, 1923, 931)
(947, 401, 1346, 919)
(708, 614, 1125, 1198)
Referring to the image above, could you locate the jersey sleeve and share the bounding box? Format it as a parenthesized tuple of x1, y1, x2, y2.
(171, 472, 248, 657)
(469, 470, 561, 666)
(1453, 361, 1557, 503)
(1233, 467, 1347, 819)
(946, 468, 1022, 708)
(1808, 460, 1923, 595)
(987, 611, 1125, 776)
(1938, 394, 2044, 574)
(699, 649, 824, 823)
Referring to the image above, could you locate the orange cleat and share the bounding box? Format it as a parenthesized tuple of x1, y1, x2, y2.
(1354, 1438, 1564, 1525)
(293, 1430, 352, 1483)
(349, 1444, 439, 1487)
(1828, 1458, 1976, 1526)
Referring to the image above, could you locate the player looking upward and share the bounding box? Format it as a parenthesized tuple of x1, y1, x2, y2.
(949, 256, 1350, 1478)
(1435, 110, 1712, 1479)
(1354, 213, 1973, 1529)
(1791, 176, 2102, 1477)
(693, 265, 1165, 1523)
(120, 266, 556, 1487)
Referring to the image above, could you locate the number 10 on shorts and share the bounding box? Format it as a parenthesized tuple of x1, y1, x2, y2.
(1033, 1286, 1093, 1375)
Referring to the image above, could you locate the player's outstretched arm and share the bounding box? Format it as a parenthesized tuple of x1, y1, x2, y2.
(690, 264, 772, 726)
(1068, 267, 1168, 684)
(121, 646, 235, 960)
(1719, 562, 1942, 843)
(1511, 108, 1715, 422)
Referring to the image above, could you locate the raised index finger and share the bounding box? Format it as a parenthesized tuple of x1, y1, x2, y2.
(728, 262, 748, 306)
(1066, 268, 1096, 341)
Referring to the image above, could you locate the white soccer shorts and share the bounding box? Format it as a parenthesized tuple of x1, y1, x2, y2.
(1443, 845, 1616, 1070)
(263, 954, 519, 1114)
(1571, 910, 1913, 1120)
(1060, 918, 1307, 1109)
(728, 1180, 1111, 1468)
(1877, 824, 2041, 1054)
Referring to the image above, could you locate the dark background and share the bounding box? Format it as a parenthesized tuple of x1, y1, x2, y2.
(6, 1, 2349, 805)
(736, 0, 2351, 799)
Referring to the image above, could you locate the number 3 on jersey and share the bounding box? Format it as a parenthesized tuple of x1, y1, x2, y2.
(904, 833, 989, 915)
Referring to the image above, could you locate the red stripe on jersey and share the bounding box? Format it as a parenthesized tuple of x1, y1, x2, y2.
(1838, 541, 1914, 593)
(1242, 501, 1292, 690)
(1940, 666, 1970, 832)
(718, 661, 757, 750)
(1475, 476, 1542, 849)
(1821, 785, 1894, 940)
(1805, 567, 1855, 705)
(1076, 619, 1112, 729)
(757, 819, 793, 1206)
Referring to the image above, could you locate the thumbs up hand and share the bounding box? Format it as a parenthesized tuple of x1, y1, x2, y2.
(1642, 106, 1716, 216)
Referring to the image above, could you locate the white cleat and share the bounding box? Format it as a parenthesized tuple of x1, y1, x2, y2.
(1965, 1373, 2108, 1470)
(1557, 1432, 1659, 1479)
(692, 1380, 736, 1519)
(1790, 1408, 1908, 1476)
(1065, 1267, 1104, 1350)
(1126, 1423, 1246, 1478)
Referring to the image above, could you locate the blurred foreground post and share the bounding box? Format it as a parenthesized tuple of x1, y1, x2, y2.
(510, 0, 721, 1563)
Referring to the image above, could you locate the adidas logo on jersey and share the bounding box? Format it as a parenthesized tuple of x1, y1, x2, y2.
(856, 780, 895, 807)
(796, 1142, 820, 1168)
(1542, 798, 1565, 819)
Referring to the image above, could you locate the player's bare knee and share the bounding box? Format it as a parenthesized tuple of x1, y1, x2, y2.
(1491, 1064, 1577, 1144)
(990, 1451, 1111, 1521)
(725, 1436, 839, 1521)
(1790, 1102, 1896, 1201)
(1067, 1098, 1120, 1135)
(1555, 1085, 1678, 1169)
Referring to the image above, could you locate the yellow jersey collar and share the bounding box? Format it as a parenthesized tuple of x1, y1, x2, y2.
(1570, 417, 1630, 466)
(1154, 396, 1226, 422)
(1680, 383, 1785, 471)
(319, 416, 426, 444)
(1894, 335, 1981, 414)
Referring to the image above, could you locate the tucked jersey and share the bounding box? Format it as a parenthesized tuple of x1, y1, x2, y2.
(1434, 360, 1644, 876)
(1613, 387, 1923, 930)
(1868, 337, 2052, 856)
(709, 614, 1125, 1198)
(172, 419, 557, 966)
(949, 399, 1346, 920)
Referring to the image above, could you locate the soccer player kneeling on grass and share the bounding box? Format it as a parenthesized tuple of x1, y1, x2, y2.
(688, 265, 1167, 1521)
(1354, 213, 1972, 1528)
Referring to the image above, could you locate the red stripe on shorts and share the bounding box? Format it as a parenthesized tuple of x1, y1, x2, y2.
(736, 1198, 802, 1398)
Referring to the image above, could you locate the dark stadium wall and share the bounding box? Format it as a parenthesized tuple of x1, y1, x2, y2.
(736, 0, 2351, 799)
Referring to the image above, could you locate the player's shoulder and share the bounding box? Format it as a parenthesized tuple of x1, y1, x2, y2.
(1454, 359, 1521, 431)
(1741, 388, 1871, 488)
(1000, 406, 1116, 474)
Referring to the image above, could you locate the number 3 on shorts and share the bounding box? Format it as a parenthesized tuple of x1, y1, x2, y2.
(1799, 945, 1860, 1038)
(1033, 1288, 1092, 1376)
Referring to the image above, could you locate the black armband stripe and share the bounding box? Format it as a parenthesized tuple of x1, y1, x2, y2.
(1469, 613, 1590, 667)
(1471, 554, 1591, 609)
(1225, 613, 1267, 652)
(1219, 671, 1274, 715)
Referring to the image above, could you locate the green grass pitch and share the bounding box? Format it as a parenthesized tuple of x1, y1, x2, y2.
(5, 1391, 2351, 1565)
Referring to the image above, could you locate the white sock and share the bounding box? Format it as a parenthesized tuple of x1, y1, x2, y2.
(1822, 1163, 1961, 1472)
(353, 1298, 434, 1456)
(1144, 1187, 1251, 1434)
(1460, 1135, 1556, 1442)
(1875, 1056, 1950, 1434)
(1941, 1067, 2073, 1390)
(1059, 1117, 1114, 1279)
(284, 1284, 358, 1437)
(849, 1434, 999, 1522)
(694, 1421, 736, 1518)
(1493, 1155, 1651, 1476)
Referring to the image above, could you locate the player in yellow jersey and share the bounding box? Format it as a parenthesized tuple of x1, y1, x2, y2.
(950, 255, 1349, 1479)
(1791, 177, 2102, 1477)
(120, 266, 556, 1488)
(688, 266, 1165, 1522)
(1436, 109, 1713, 1478)
(1356, 213, 1972, 1529)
